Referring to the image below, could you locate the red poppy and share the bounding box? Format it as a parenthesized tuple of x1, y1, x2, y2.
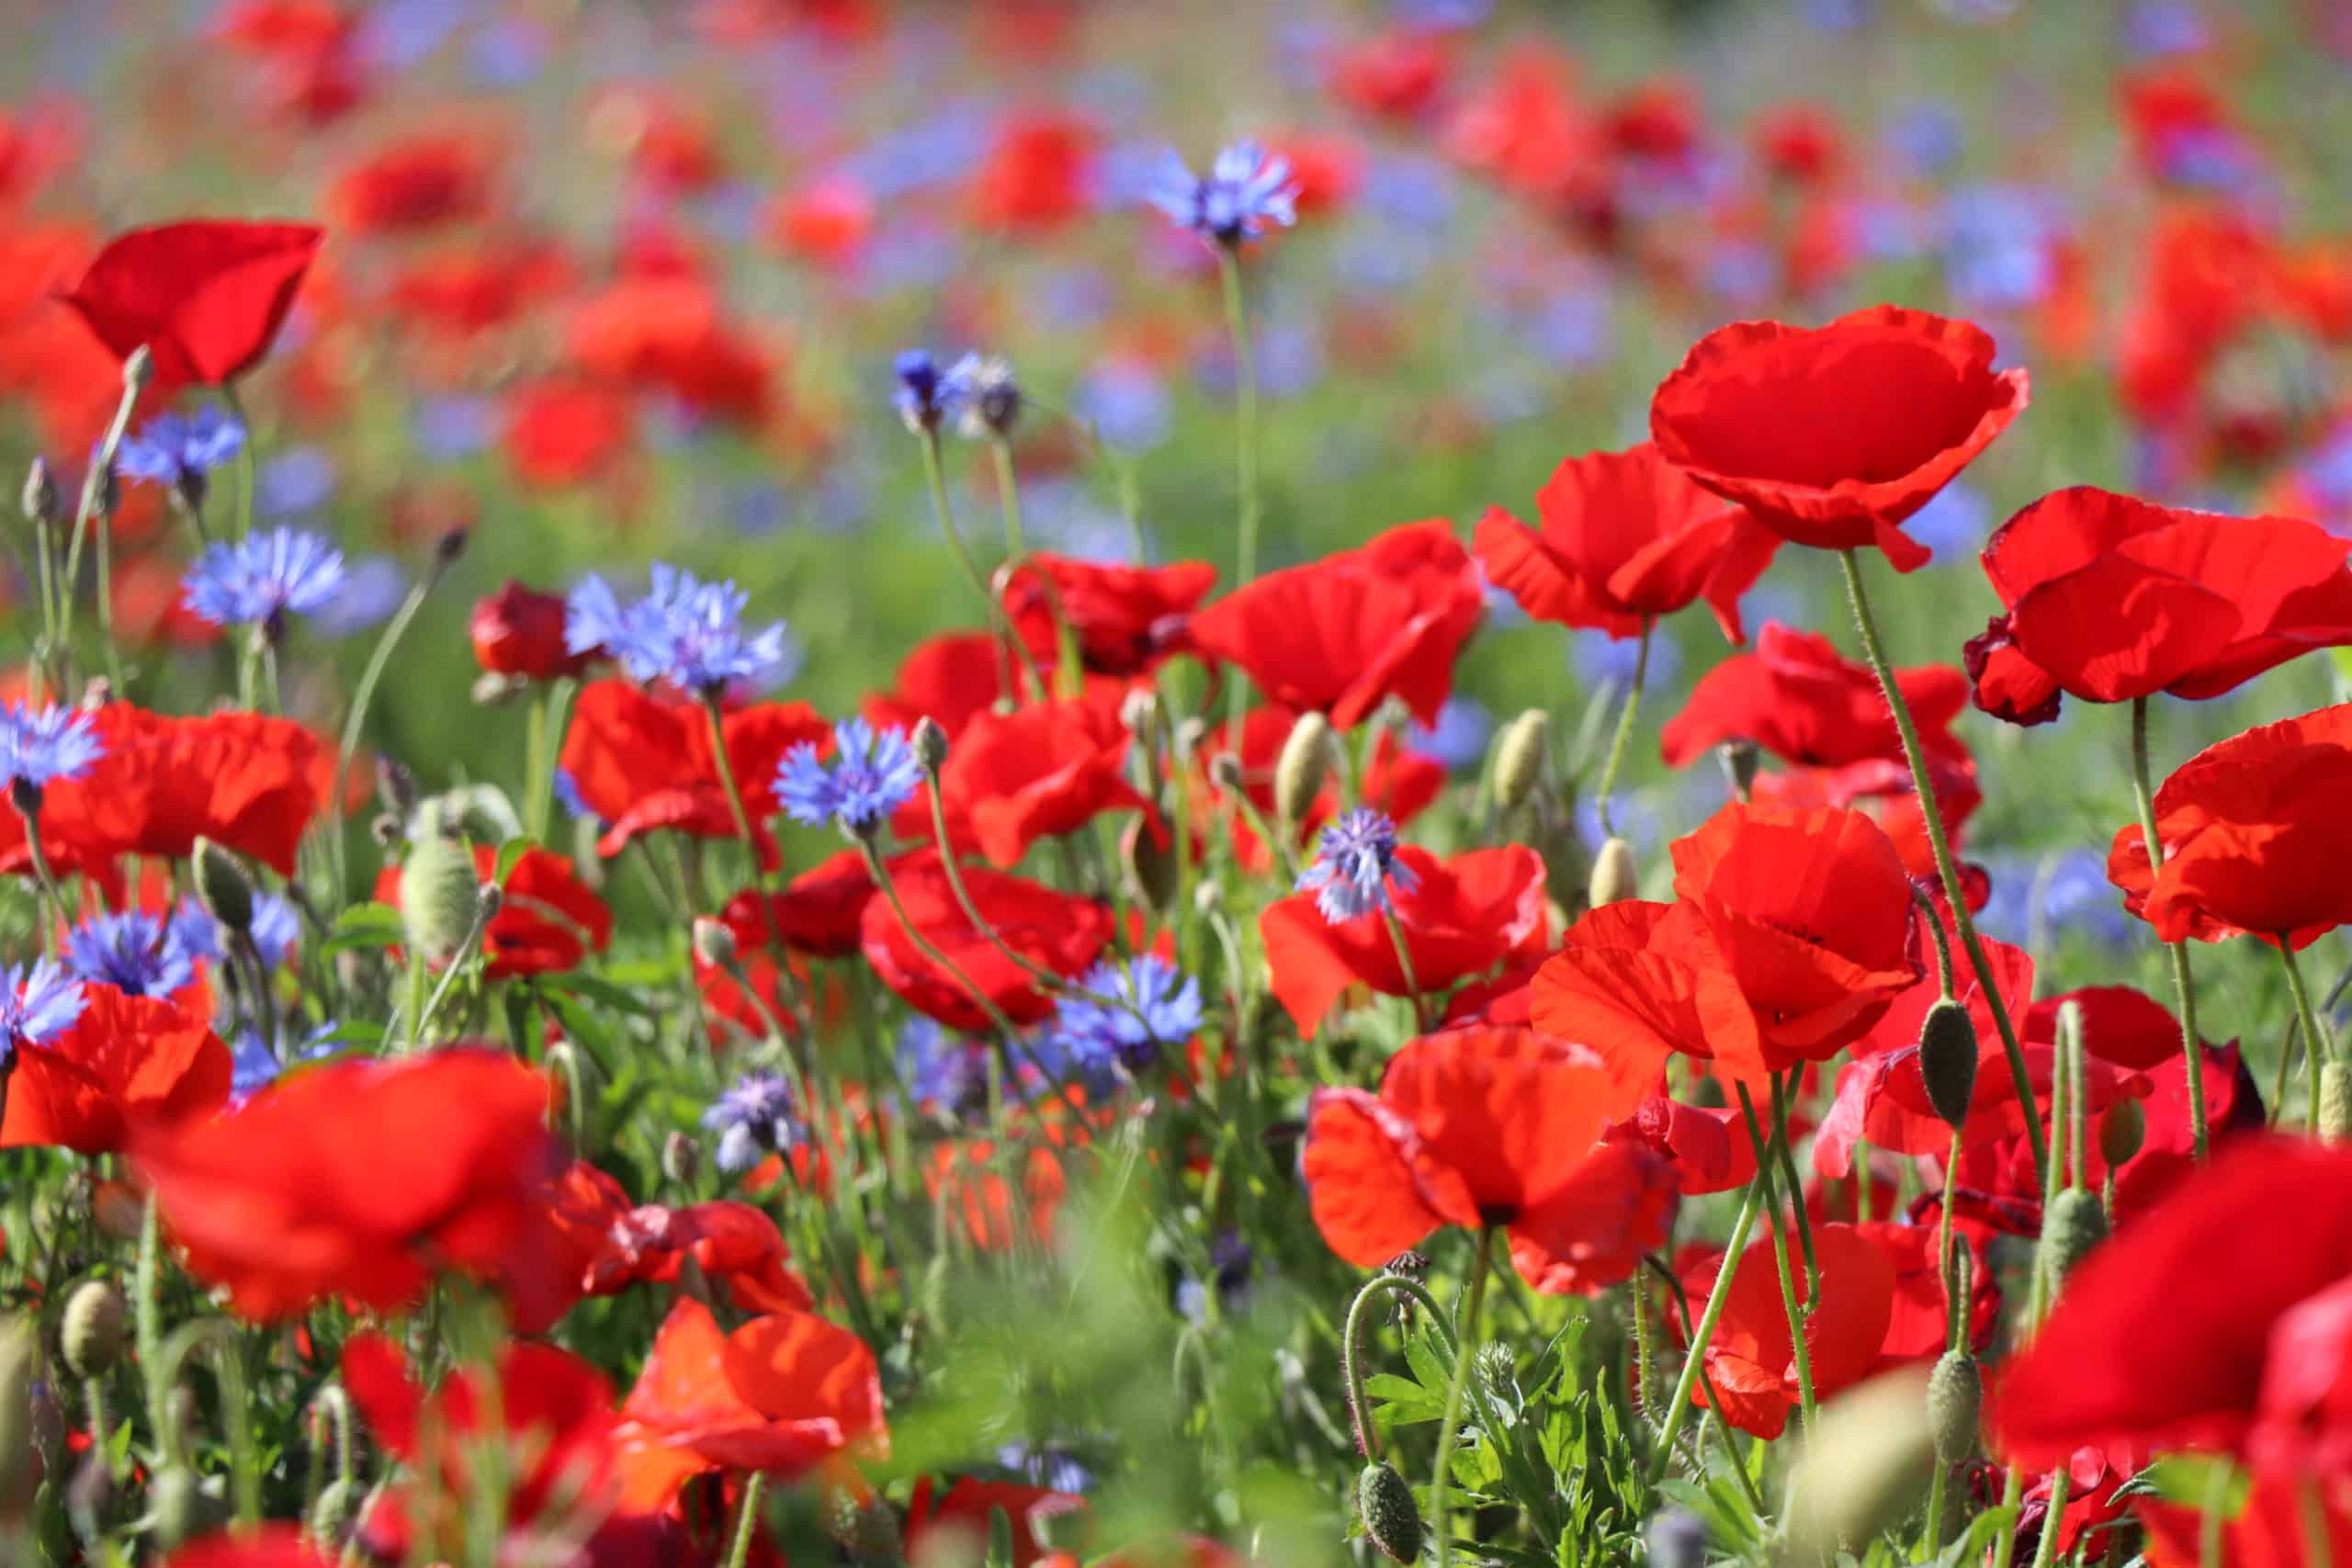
(859, 852, 1114, 1032)
(904, 1477, 1086, 1568)
(503, 378, 634, 490)
(1001, 553, 1216, 679)
(57, 220, 322, 396)
(1445, 45, 1598, 207)
(969, 111, 1095, 231)
(723, 848, 875, 960)
(558, 679, 829, 862)
(1606, 1095, 1757, 1196)
(1648, 306, 2029, 572)
(926, 1136, 1071, 1252)
(386, 239, 573, 341)
(865, 632, 1017, 743)
(1529, 899, 1754, 1099)
(1473, 442, 1779, 643)
(910, 695, 1151, 868)
(765, 175, 875, 268)
(161, 1529, 334, 1568)
(1855, 1221, 1998, 1370)
(1747, 750, 1983, 894)
(130, 1049, 567, 1325)
(1302, 1025, 1672, 1292)
(611, 1296, 885, 1511)
(327, 132, 496, 233)
(1670, 1222, 1896, 1438)
(1261, 844, 1549, 1035)
(1990, 1138, 2352, 1473)
(1964, 487, 2352, 727)
(2115, 208, 2274, 429)
(544, 1160, 813, 1316)
(2108, 703, 2352, 951)
(470, 580, 595, 680)
(1754, 102, 1844, 184)
(1659, 621, 1971, 773)
(566, 276, 773, 427)
(1, 982, 232, 1155)
(1331, 28, 1448, 120)
(2139, 1469, 2352, 1568)
(375, 843, 612, 978)
(1206, 704, 1444, 876)
(1186, 519, 1485, 731)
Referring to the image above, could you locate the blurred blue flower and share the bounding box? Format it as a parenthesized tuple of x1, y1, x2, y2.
(1363, 155, 1457, 232)
(565, 566, 794, 694)
(414, 395, 496, 459)
(1406, 697, 1493, 773)
(0, 701, 103, 794)
(115, 409, 245, 497)
(0, 960, 84, 1067)
(1977, 847, 2136, 951)
(2126, 1, 2209, 57)
(1891, 102, 1964, 177)
(777, 717, 923, 838)
(1048, 955, 1204, 1087)
(470, 17, 549, 85)
(227, 1024, 344, 1110)
(552, 768, 597, 825)
(997, 1442, 1095, 1495)
(255, 447, 336, 519)
(65, 909, 198, 998)
(899, 1016, 994, 1120)
(1077, 359, 1171, 452)
(183, 527, 347, 628)
(1146, 141, 1298, 247)
(312, 556, 407, 639)
(1944, 186, 2056, 310)
(704, 1069, 800, 1172)
(1176, 1231, 1257, 1324)
(1532, 290, 1611, 369)
(1905, 480, 1992, 562)
(893, 349, 974, 435)
(1296, 807, 1416, 923)
(1572, 628, 1681, 693)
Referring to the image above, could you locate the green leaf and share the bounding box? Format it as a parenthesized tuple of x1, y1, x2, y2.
(546, 971, 654, 1019)
(492, 835, 539, 886)
(320, 901, 402, 956)
(1932, 1506, 2018, 1568)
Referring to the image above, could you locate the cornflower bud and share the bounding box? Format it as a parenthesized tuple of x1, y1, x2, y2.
(20, 457, 56, 529)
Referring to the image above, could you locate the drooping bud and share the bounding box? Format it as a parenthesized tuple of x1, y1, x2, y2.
(375, 757, 417, 818)
(399, 829, 481, 965)
(691, 916, 739, 970)
(823, 1484, 907, 1564)
(1208, 751, 1246, 795)
(1927, 1350, 1982, 1465)
(1717, 739, 1760, 800)
(2039, 1188, 2109, 1290)
(2324, 1063, 2352, 1145)
(964, 356, 1022, 439)
(434, 527, 470, 569)
(1587, 837, 1638, 908)
(1122, 814, 1181, 912)
(309, 1476, 358, 1549)
(20, 457, 56, 529)
(192, 837, 255, 934)
(1274, 711, 1332, 826)
(2098, 1098, 2147, 1166)
(1917, 998, 1979, 1131)
(59, 1280, 125, 1378)
(662, 1129, 702, 1189)
(912, 716, 950, 774)
(1355, 1461, 1423, 1563)
(1493, 709, 1549, 812)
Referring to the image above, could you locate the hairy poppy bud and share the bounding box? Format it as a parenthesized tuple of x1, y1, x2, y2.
(1191, 877, 1223, 917)
(1918, 998, 1978, 1131)
(0, 1316, 36, 1520)
(823, 1485, 905, 1563)
(147, 1463, 225, 1550)
(1122, 814, 1180, 912)
(692, 916, 739, 970)
(20, 457, 56, 529)
(1785, 1369, 1934, 1562)
(1588, 837, 1638, 908)
(2040, 1188, 2108, 1290)
(1208, 751, 1246, 795)
(1717, 739, 1760, 799)
(400, 830, 480, 964)
(1274, 711, 1332, 826)
(376, 757, 417, 818)
(193, 836, 255, 934)
(1494, 709, 1549, 812)
(1171, 716, 1208, 761)
(1356, 1461, 1423, 1563)
(912, 716, 950, 774)
(309, 1476, 357, 1548)
(2324, 1063, 2352, 1145)
(1928, 1350, 1982, 1465)
(662, 1129, 702, 1189)
(59, 1280, 124, 1378)
(1645, 1508, 1707, 1568)
(2099, 1099, 2148, 1166)
(1119, 688, 1158, 734)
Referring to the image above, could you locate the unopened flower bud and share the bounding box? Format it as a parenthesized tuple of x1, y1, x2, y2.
(370, 813, 403, 847)
(8, 775, 40, 822)
(147, 1463, 225, 1550)
(309, 1476, 358, 1549)
(1918, 998, 1979, 1132)
(2039, 1188, 2108, 1290)
(1928, 1349, 1982, 1465)
(965, 356, 1022, 438)
(120, 344, 153, 396)
(1274, 711, 1331, 826)
(1191, 878, 1223, 918)
(1587, 837, 1638, 908)
(1493, 709, 1549, 812)
(692, 916, 739, 970)
(1122, 815, 1181, 912)
(1119, 689, 1159, 734)
(2324, 1063, 2352, 1145)
(1208, 751, 1246, 795)
(20, 457, 56, 529)
(434, 527, 470, 568)
(1355, 1461, 1423, 1563)
(193, 837, 255, 934)
(1784, 1370, 1935, 1562)
(2098, 1098, 2148, 1166)
(823, 1484, 906, 1563)
(475, 882, 503, 921)
(376, 757, 417, 817)
(59, 1280, 125, 1378)
(662, 1129, 702, 1189)
(1475, 1340, 1515, 1403)
(399, 830, 480, 964)
(1171, 716, 1208, 761)
(912, 716, 950, 774)
(471, 671, 526, 706)
(1717, 738, 1760, 799)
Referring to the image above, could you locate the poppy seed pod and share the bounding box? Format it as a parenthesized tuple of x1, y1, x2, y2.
(2324, 1063, 2352, 1145)
(399, 830, 481, 964)
(2098, 1098, 2147, 1167)
(1356, 1461, 1423, 1563)
(193, 836, 255, 934)
(59, 1280, 125, 1377)
(1275, 711, 1332, 826)
(20, 457, 56, 528)
(1494, 709, 1549, 812)
(1918, 998, 1979, 1131)
(1588, 836, 1639, 908)
(1928, 1349, 1982, 1464)
(912, 716, 951, 774)
(2040, 1188, 2109, 1289)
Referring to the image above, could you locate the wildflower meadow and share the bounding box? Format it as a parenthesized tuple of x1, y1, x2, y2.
(8, 1, 2352, 1564)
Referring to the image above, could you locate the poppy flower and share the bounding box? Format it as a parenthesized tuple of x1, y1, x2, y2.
(1302, 1025, 1672, 1293)
(1607, 1095, 1757, 1196)
(558, 679, 829, 862)
(1855, 1221, 1998, 1370)
(765, 175, 875, 268)
(1332, 28, 1448, 120)
(1260, 844, 1549, 1035)
(611, 1296, 885, 1512)
(471, 580, 596, 680)
(1990, 1138, 2352, 1472)
(1648, 306, 2029, 572)
(566, 276, 773, 426)
(160, 1529, 335, 1568)
(1, 981, 232, 1155)
(327, 132, 496, 233)
(57, 220, 322, 397)
(1473, 442, 1780, 643)
(2138, 1469, 2352, 1568)
(904, 1477, 1086, 1568)
(865, 632, 1018, 743)
(503, 378, 634, 490)
(1205, 704, 1444, 876)
(722, 849, 875, 960)
(2108, 703, 2352, 951)
(375, 842, 611, 978)
(1670, 1222, 1896, 1438)
(544, 1160, 813, 1316)
(1001, 553, 1216, 679)
(1659, 622, 1971, 773)
(859, 852, 1115, 1032)
(1528, 899, 1756, 1099)
(926, 1136, 1071, 1252)
(969, 111, 1096, 231)
(1186, 519, 1485, 730)
(1964, 487, 2352, 727)
(909, 696, 1151, 868)
(130, 1048, 567, 1325)
(1747, 750, 1984, 894)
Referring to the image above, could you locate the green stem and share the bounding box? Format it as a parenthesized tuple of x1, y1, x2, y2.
(918, 430, 1043, 701)
(1593, 619, 1652, 839)
(1646, 1176, 1766, 1480)
(1989, 1464, 2027, 1568)
(1217, 246, 1261, 746)
(2282, 939, 2330, 1135)
(2027, 1470, 2073, 1568)
(1737, 1083, 1816, 1438)
(1430, 1228, 1495, 1568)
(1379, 907, 1430, 1034)
(990, 437, 1026, 558)
(2130, 696, 2209, 1160)
(1840, 548, 2048, 1189)
(1769, 1072, 1821, 1307)
(59, 349, 147, 665)
(326, 559, 446, 897)
(722, 1472, 765, 1568)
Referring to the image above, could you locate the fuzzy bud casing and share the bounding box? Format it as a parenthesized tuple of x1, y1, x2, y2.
(1918, 998, 1979, 1131)
(1493, 709, 1549, 812)
(399, 830, 480, 964)
(1587, 837, 1638, 908)
(2324, 1063, 2352, 1145)
(193, 836, 255, 934)
(20, 457, 56, 528)
(2098, 1099, 2147, 1166)
(691, 916, 739, 970)
(1927, 1350, 1982, 1465)
(1274, 711, 1332, 826)
(59, 1280, 125, 1377)
(2040, 1188, 2109, 1289)
(912, 716, 950, 774)
(1356, 1461, 1423, 1563)
(1122, 814, 1181, 912)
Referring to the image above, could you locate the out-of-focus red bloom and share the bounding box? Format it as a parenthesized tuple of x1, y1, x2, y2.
(470, 580, 595, 680)
(503, 378, 634, 489)
(2139, 1470, 2352, 1567)
(865, 632, 1015, 742)
(58, 220, 322, 398)
(909, 696, 1150, 868)
(1648, 306, 2029, 572)
(1333, 28, 1447, 119)
(612, 1296, 885, 1512)
(1446, 45, 1595, 203)
(1001, 553, 1216, 679)
(1602, 79, 1701, 160)
(2108, 703, 2352, 951)
(1660, 622, 1968, 771)
(926, 1135, 1071, 1252)
(904, 1477, 1086, 1568)
(1474, 442, 1779, 643)
(1964, 487, 2352, 727)
(375, 843, 611, 978)
(1857, 1222, 1997, 1369)
(1991, 1138, 2352, 1472)
(1210, 705, 1445, 876)
(1754, 102, 1844, 184)
(765, 175, 876, 268)
(1261, 845, 1548, 1035)
(386, 239, 575, 342)
(544, 1160, 813, 1316)
(1274, 132, 1363, 217)
(860, 852, 1114, 1032)
(131, 1049, 567, 1325)
(327, 132, 496, 234)
(1303, 1025, 1671, 1292)
(214, 0, 367, 126)
(969, 111, 1095, 232)
(2116, 208, 2275, 429)
(1672, 1222, 1895, 1438)
(559, 680, 828, 862)
(1, 982, 232, 1155)
(723, 849, 875, 960)
(162, 1529, 335, 1568)
(2118, 66, 2241, 183)
(567, 276, 774, 426)
(1187, 519, 1484, 730)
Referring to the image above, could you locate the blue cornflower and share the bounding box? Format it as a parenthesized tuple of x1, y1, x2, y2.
(1405, 698, 1494, 773)
(227, 1023, 342, 1109)
(182, 526, 347, 628)
(564, 565, 794, 695)
(893, 349, 974, 434)
(898, 1016, 992, 1119)
(1049, 955, 1204, 1084)
(776, 717, 923, 839)
(1295, 807, 1417, 923)
(0, 960, 85, 1068)
(65, 909, 199, 998)
(703, 1070, 800, 1172)
(0, 701, 104, 797)
(1145, 141, 1299, 247)
(1076, 359, 1171, 452)
(113, 408, 246, 502)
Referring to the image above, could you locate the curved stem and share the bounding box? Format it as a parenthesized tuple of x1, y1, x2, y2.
(2282, 938, 2330, 1135)
(1911, 882, 1957, 999)
(326, 559, 446, 897)
(2131, 696, 2209, 1159)
(1217, 246, 1261, 746)
(1593, 619, 1652, 839)
(1768, 1072, 1820, 1305)
(1646, 1174, 1765, 1480)
(1340, 1272, 1458, 1461)
(1839, 548, 2047, 1189)
(1430, 1228, 1495, 1568)
(918, 430, 1043, 702)
(990, 437, 1027, 558)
